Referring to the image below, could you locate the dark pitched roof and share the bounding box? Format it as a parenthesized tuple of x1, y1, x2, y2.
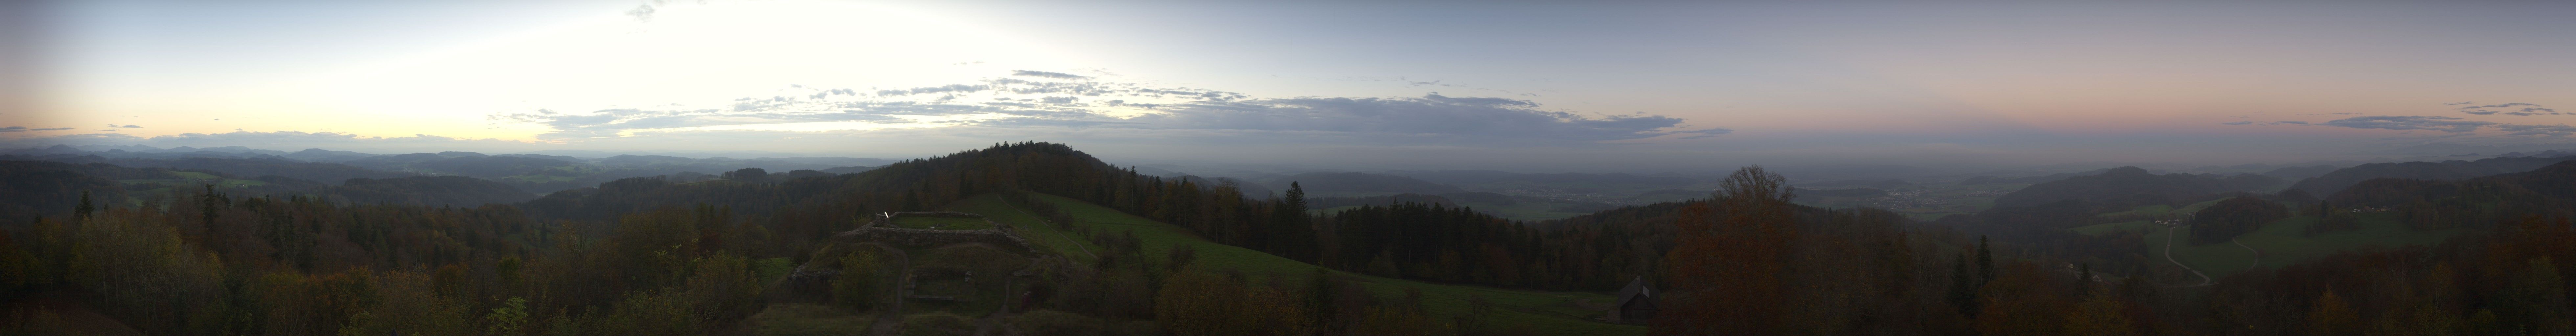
(1615, 276, 1654, 307)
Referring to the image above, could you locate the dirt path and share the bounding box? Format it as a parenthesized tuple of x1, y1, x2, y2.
(2163, 225, 2214, 287)
(867, 246, 913, 336)
(2231, 238, 2262, 270)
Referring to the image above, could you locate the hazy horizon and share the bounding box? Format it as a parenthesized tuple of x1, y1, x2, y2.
(9, 0, 2576, 172)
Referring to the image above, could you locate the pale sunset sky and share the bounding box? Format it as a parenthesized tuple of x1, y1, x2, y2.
(5, 0, 2573, 170)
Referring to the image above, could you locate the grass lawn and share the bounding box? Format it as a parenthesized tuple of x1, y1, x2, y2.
(2145, 226, 2260, 278)
(2174, 198, 2225, 215)
(2232, 213, 2470, 268)
(955, 192, 1644, 336)
(946, 194, 1101, 264)
(2144, 212, 2471, 279)
(888, 216, 992, 230)
(2071, 220, 2157, 236)
(753, 257, 797, 284)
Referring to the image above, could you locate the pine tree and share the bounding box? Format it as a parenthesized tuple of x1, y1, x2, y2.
(2077, 263, 2092, 294)
(1976, 236, 1996, 285)
(1950, 253, 1980, 317)
(73, 191, 94, 222)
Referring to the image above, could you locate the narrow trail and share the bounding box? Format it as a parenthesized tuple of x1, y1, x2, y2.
(867, 246, 913, 336)
(1000, 199, 1096, 260)
(2164, 225, 2215, 287)
(2232, 238, 2262, 270)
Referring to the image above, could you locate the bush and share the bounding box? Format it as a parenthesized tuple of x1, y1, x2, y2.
(592, 290, 704, 336)
(833, 250, 886, 310)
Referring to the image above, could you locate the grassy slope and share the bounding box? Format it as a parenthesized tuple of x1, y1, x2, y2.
(2235, 213, 2469, 268)
(2174, 198, 2225, 215)
(2144, 226, 2259, 278)
(2143, 212, 2469, 279)
(949, 194, 1101, 264)
(953, 193, 1644, 335)
(888, 216, 992, 230)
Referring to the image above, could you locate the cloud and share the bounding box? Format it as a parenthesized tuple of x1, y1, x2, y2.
(0, 126, 73, 132)
(2314, 116, 2495, 133)
(2267, 121, 2309, 125)
(2221, 121, 2254, 125)
(2496, 124, 2576, 137)
(875, 84, 991, 96)
(2458, 103, 2540, 110)
(1010, 70, 1092, 80)
(1090, 94, 1700, 145)
(1674, 128, 1734, 139)
(1, 131, 545, 152)
(106, 124, 142, 128)
(493, 71, 1726, 146)
(1408, 80, 1462, 87)
(2455, 103, 2566, 116)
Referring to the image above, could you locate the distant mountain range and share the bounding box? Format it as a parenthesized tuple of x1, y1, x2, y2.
(0, 145, 894, 194)
(2286, 155, 2576, 196)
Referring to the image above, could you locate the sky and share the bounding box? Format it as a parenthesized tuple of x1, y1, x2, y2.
(5, 0, 2575, 172)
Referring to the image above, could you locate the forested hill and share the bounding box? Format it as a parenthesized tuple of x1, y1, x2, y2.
(27, 142, 2576, 336)
(2288, 155, 2576, 196)
(514, 142, 1916, 292)
(0, 161, 130, 224)
(2322, 160, 2576, 230)
(1989, 166, 2279, 208)
(325, 176, 538, 207)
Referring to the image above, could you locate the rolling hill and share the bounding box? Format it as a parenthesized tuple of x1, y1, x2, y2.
(323, 175, 540, 207)
(2287, 156, 2574, 196)
(950, 192, 1645, 335)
